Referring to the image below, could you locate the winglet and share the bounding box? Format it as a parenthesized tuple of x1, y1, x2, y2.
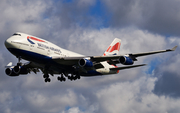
(171, 46, 177, 51)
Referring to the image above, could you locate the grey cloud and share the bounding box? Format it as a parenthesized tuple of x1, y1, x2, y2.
(102, 0, 180, 36)
(45, 0, 97, 29)
(153, 46, 180, 98)
(154, 71, 180, 98)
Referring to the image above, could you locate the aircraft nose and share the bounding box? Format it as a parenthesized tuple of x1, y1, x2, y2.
(4, 38, 12, 48)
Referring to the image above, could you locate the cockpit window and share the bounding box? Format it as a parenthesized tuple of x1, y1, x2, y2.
(12, 33, 21, 36)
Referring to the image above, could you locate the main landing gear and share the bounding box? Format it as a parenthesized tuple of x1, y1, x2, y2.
(57, 74, 66, 82)
(43, 73, 81, 83)
(68, 74, 80, 81)
(42, 65, 81, 83)
(56, 74, 81, 82)
(43, 74, 51, 82)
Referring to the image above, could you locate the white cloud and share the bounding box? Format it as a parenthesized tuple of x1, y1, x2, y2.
(95, 76, 180, 113)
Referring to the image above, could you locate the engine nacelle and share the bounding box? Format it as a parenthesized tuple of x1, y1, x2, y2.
(13, 65, 21, 74)
(79, 59, 93, 67)
(5, 67, 19, 76)
(119, 56, 134, 65)
(13, 65, 28, 75)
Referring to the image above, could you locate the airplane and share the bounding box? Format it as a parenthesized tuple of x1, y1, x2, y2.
(4, 32, 177, 82)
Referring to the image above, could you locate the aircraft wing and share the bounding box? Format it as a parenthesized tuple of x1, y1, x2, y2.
(52, 46, 177, 65)
(52, 55, 122, 65)
(90, 45, 177, 62)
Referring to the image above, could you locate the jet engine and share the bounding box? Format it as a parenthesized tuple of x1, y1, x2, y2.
(78, 59, 93, 67)
(119, 56, 134, 65)
(5, 67, 19, 76)
(5, 65, 28, 76)
(13, 65, 28, 74)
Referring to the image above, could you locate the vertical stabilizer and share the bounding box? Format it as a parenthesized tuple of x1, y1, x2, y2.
(103, 38, 121, 56)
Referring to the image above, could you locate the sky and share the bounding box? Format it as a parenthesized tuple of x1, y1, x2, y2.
(0, 0, 180, 113)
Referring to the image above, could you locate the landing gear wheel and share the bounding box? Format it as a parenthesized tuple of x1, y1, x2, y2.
(57, 76, 60, 81)
(57, 76, 66, 82)
(77, 75, 80, 79)
(45, 78, 48, 82)
(74, 76, 77, 80)
(43, 74, 49, 78)
(47, 78, 51, 82)
(45, 78, 51, 82)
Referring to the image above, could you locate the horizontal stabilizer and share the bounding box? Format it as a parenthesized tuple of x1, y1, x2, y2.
(110, 64, 146, 71)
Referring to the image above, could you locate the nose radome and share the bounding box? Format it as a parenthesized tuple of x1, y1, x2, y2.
(4, 38, 11, 48)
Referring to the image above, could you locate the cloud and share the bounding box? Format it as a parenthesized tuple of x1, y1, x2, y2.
(153, 38, 180, 98)
(102, 0, 180, 36)
(95, 76, 180, 113)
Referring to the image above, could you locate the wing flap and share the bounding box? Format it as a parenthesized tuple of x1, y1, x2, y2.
(110, 64, 146, 70)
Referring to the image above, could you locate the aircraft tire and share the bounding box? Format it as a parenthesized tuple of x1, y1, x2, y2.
(43, 74, 49, 78)
(45, 78, 51, 82)
(74, 77, 77, 80)
(57, 76, 60, 80)
(77, 75, 80, 79)
(45, 78, 48, 82)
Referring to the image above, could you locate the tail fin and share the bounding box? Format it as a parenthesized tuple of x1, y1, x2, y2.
(103, 38, 121, 56)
